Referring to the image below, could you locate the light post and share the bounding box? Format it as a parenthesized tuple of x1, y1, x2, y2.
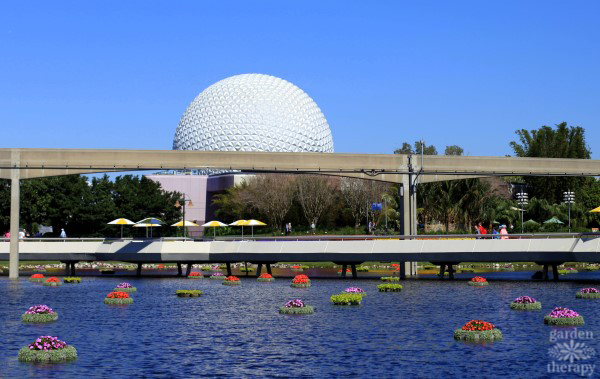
(563, 190, 575, 232)
(175, 193, 193, 238)
(516, 190, 528, 233)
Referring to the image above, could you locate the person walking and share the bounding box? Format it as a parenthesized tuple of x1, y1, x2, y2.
(492, 228, 499, 239)
(60, 228, 67, 238)
(474, 224, 481, 239)
(500, 225, 509, 240)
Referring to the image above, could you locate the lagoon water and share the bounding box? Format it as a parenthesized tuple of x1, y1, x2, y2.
(1, 272, 599, 378)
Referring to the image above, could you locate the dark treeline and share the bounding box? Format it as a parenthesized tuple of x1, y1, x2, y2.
(0, 175, 181, 237)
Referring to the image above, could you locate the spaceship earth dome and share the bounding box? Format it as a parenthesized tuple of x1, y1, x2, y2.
(173, 74, 334, 154)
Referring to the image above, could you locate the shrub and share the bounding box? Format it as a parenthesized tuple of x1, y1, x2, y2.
(377, 284, 403, 292)
(576, 288, 600, 299)
(544, 307, 584, 326)
(22, 305, 58, 323)
(18, 336, 77, 363)
(114, 283, 136, 292)
(380, 277, 400, 282)
(43, 277, 62, 287)
(29, 274, 45, 283)
(279, 299, 314, 314)
(454, 320, 502, 342)
(510, 296, 541, 310)
(468, 276, 488, 286)
(176, 290, 202, 297)
(223, 276, 241, 285)
(257, 273, 274, 282)
(104, 291, 133, 305)
(64, 277, 81, 284)
(330, 293, 362, 305)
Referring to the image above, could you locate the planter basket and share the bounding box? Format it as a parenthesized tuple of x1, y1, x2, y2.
(187, 275, 204, 279)
(576, 292, 600, 299)
(210, 276, 225, 280)
(113, 287, 137, 293)
(43, 282, 62, 287)
(510, 302, 542, 310)
(22, 313, 58, 323)
(64, 277, 81, 284)
(18, 346, 77, 363)
(223, 281, 240, 286)
(28, 278, 45, 283)
(544, 316, 584, 326)
(104, 298, 134, 305)
(468, 281, 488, 286)
(176, 290, 202, 297)
(380, 277, 400, 282)
(291, 283, 311, 288)
(453, 329, 503, 342)
(378, 284, 403, 292)
(257, 277, 275, 282)
(279, 306, 314, 315)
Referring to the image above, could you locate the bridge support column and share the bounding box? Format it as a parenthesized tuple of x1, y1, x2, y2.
(551, 264, 559, 281)
(9, 169, 20, 279)
(266, 263, 272, 275)
(447, 264, 455, 280)
(256, 263, 263, 277)
(399, 262, 406, 279)
(226, 263, 232, 276)
(439, 264, 446, 279)
(543, 264, 549, 281)
(244, 262, 249, 276)
(351, 264, 357, 279)
(69, 262, 76, 276)
(136, 263, 142, 277)
(341, 264, 347, 278)
(177, 263, 182, 276)
(185, 263, 192, 277)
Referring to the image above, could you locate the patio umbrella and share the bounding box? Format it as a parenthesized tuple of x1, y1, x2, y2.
(135, 218, 163, 238)
(171, 220, 199, 238)
(543, 217, 564, 225)
(107, 218, 135, 238)
(589, 206, 600, 213)
(524, 219, 540, 225)
(246, 219, 266, 238)
(229, 220, 249, 239)
(201, 220, 228, 238)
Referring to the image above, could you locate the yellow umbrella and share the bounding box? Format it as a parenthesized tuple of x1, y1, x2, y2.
(201, 221, 228, 238)
(590, 206, 600, 213)
(107, 218, 135, 238)
(171, 220, 200, 227)
(246, 219, 266, 238)
(229, 220, 249, 239)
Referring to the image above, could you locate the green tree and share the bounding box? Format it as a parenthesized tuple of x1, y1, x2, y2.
(444, 145, 464, 156)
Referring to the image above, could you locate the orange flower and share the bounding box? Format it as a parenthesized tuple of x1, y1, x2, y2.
(45, 277, 60, 283)
(225, 276, 240, 281)
(258, 273, 273, 278)
(106, 291, 130, 299)
(31, 274, 45, 279)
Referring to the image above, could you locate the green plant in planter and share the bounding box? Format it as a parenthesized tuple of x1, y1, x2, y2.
(187, 272, 204, 279)
(104, 291, 133, 305)
(576, 288, 600, 299)
(380, 277, 400, 282)
(176, 290, 203, 297)
(468, 277, 488, 286)
(18, 336, 77, 363)
(28, 274, 45, 283)
(257, 273, 275, 282)
(113, 283, 137, 292)
(22, 305, 58, 323)
(330, 293, 362, 305)
(43, 277, 62, 287)
(356, 266, 369, 272)
(377, 283, 403, 292)
(454, 320, 502, 342)
(509, 296, 541, 310)
(64, 277, 81, 284)
(459, 268, 475, 273)
(210, 273, 225, 280)
(544, 307, 584, 326)
(223, 276, 241, 285)
(240, 267, 254, 272)
(558, 268, 578, 275)
(200, 265, 212, 271)
(279, 299, 314, 314)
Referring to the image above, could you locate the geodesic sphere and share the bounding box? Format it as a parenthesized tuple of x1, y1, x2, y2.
(173, 74, 334, 153)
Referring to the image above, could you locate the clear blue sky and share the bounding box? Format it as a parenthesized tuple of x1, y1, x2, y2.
(2, 1, 599, 158)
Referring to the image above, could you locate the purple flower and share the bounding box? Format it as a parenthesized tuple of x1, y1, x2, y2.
(548, 307, 580, 318)
(344, 287, 364, 293)
(116, 282, 133, 288)
(28, 336, 67, 351)
(580, 288, 599, 294)
(24, 305, 54, 315)
(211, 272, 224, 276)
(284, 299, 305, 308)
(513, 296, 537, 304)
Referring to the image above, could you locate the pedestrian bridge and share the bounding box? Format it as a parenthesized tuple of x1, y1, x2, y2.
(2, 234, 599, 264)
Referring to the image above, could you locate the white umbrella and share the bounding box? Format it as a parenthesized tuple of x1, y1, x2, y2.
(135, 218, 163, 238)
(171, 220, 199, 238)
(245, 219, 266, 238)
(201, 220, 228, 238)
(107, 218, 135, 238)
(229, 220, 249, 239)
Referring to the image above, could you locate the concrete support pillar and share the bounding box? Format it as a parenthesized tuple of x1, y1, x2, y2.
(9, 171, 20, 279)
(136, 263, 142, 277)
(256, 263, 263, 277)
(341, 264, 347, 278)
(402, 177, 411, 237)
(226, 262, 232, 276)
(439, 264, 446, 279)
(177, 263, 182, 276)
(244, 262, 249, 276)
(447, 264, 455, 280)
(399, 262, 406, 279)
(351, 264, 357, 279)
(70, 262, 76, 276)
(185, 263, 192, 277)
(543, 264, 549, 281)
(266, 263, 272, 275)
(552, 264, 559, 281)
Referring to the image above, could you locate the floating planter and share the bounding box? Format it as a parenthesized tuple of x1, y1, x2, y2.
(28, 274, 45, 283)
(279, 299, 314, 315)
(356, 266, 369, 272)
(187, 272, 203, 279)
(459, 268, 475, 273)
(337, 269, 351, 275)
(291, 265, 303, 272)
(502, 264, 515, 271)
(200, 265, 212, 271)
(377, 284, 403, 292)
(176, 290, 202, 297)
(43, 277, 62, 287)
(510, 296, 541, 310)
(576, 288, 600, 299)
(18, 336, 77, 363)
(380, 277, 400, 282)
(468, 276, 488, 286)
(114, 282, 136, 292)
(330, 293, 362, 305)
(558, 267, 578, 275)
(544, 307, 584, 326)
(223, 276, 241, 285)
(104, 291, 133, 305)
(240, 267, 254, 272)
(257, 273, 275, 282)
(22, 305, 58, 323)
(210, 272, 225, 280)
(344, 287, 366, 296)
(291, 275, 311, 288)
(64, 277, 81, 284)
(454, 320, 502, 342)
